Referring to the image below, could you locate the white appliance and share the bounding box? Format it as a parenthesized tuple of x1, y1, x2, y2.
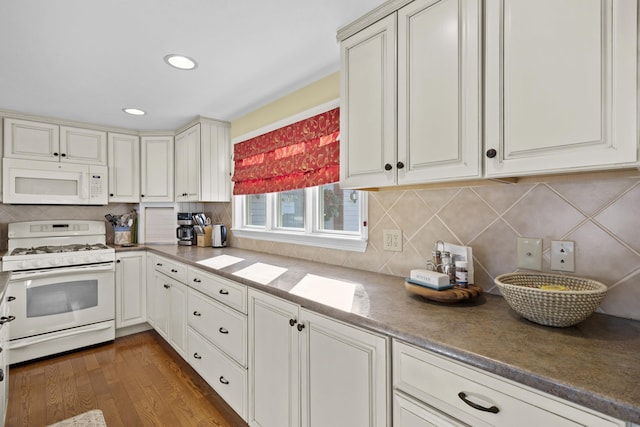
(2, 158, 108, 205)
(2, 220, 116, 364)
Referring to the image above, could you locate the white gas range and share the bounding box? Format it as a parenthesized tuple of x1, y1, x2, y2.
(2, 220, 116, 364)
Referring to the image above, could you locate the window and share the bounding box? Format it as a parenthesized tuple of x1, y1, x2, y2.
(232, 100, 368, 252)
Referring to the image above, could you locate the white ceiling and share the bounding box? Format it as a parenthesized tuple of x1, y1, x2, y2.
(0, 0, 386, 131)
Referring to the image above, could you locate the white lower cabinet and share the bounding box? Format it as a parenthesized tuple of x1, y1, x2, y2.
(393, 340, 624, 427)
(114, 251, 146, 328)
(248, 289, 389, 427)
(151, 270, 187, 359)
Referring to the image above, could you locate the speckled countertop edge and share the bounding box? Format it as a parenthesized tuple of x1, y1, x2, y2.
(119, 245, 639, 422)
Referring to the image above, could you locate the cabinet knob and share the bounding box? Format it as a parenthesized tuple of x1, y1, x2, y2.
(289, 318, 297, 327)
(116, 259, 121, 263)
(396, 161, 405, 169)
(163, 284, 170, 289)
(193, 353, 202, 360)
(458, 392, 500, 414)
(193, 311, 201, 317)
(141, 194, 145, 198)
(110, 193, 114, 197)
(384, 163, 392, 171)
(219, 376, 229, 385)
(218, 327, 229, 334)
(61, 153, 66, 157)
(486, 148, 497, 158)
(53, 152, 59, 157)
(297, 323, 305, 332)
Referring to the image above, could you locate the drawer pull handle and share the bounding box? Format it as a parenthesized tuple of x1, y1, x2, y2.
(219, 376, 229, 385)
(193, 278, 202, 283)
(458, 392, 500, 414)
(193, 353, 202, 360)
(163, 284, 170, 289)
(193, 311, 202, 317)
(156, 263, 163, 266)
(218, 327, 229, 334)
(0, 316, 16, 325)
(7, 296, 16, 302)
(171, 268, 178, 273)
(219, 289, 229, 295)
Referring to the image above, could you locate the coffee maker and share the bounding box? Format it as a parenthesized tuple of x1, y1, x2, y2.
(176, 212, 199, 246)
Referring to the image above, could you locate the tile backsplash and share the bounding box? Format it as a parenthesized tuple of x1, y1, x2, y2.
(231, 175, 640, 321)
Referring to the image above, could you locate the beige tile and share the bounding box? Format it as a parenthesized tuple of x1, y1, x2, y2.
(597, 271, 640, 321)
(437, 188, 498, 245)
(594, 183, 640, 253)
(415, 187, 460, 213)
(472, 183, 534, 214)
(370, 190, 403, 212)
(469, 219, 519, 279)
(502, 184, 585, 250)
(549, 178, 637, 216)
(389, 191, 432, 238)
(409, 216, 460, 262)
(384, 242, 425, 278)
(566, 221, 640, 285)
(366, 193, 385, 229)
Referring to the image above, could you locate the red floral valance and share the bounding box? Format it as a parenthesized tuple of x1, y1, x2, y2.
(232, 107, 340, 195)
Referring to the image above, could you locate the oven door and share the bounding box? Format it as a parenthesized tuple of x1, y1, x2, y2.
(7, 264, 115, 340)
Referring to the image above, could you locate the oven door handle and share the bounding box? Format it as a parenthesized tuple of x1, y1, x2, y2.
(9, 322, 113, 350)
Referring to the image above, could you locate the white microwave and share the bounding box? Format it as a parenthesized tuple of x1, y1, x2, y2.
(3, 158, 108, 205)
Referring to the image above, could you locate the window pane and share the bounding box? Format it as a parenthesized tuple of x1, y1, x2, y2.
(278, 189, 304, 229)
(320, 184, 360, 232)
(246, 194, 266, 226)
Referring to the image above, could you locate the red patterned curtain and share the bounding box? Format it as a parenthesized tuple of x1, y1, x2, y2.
(232, 107, 340, 195)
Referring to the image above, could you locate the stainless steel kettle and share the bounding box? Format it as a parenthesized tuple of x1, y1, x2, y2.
(212, 224, 227, 248)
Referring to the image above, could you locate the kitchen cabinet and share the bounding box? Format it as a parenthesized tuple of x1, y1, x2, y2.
(114, 251, 146, 329)
(392, 340, 624, 427)
(339, 0, 481, 189)
(0, 293, 13, 427)
(248, 289, 388, 427)
(4, 118, 107, 164)
(151, 255, 187, 358)
(485, 0, 638, 177)
(107, 132, 140, 203)
(174, 118, 231, 202)
(140, 135, 174, 202)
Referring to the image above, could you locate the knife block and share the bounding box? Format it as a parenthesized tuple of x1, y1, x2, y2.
(197, 225, 212, 247)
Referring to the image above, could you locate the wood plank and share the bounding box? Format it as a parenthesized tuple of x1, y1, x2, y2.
(7, 330, 247, 426)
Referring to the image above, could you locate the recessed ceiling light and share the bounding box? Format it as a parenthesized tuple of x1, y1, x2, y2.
(122, 108, 146, 116)
(164, 54, 198, 70)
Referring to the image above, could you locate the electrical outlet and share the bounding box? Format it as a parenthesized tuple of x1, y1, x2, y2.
(383, 229, 402, 252)
(516, 237, 542, 270)
(551, 240, 575, 272)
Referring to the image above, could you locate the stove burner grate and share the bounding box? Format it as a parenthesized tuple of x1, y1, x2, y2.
(10, 243, 110, 256)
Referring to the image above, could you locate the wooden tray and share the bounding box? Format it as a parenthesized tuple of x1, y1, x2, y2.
(405, 281, 482, 303)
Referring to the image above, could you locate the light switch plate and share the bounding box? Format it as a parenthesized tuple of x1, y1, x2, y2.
(517, 237, 542, 271)
(551, 240, 575, 272)
(383, 229, 402, 252)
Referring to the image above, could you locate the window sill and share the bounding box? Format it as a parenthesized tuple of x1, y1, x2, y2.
(231, 228, 368, 253)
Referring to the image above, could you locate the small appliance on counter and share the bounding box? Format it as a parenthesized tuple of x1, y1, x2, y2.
(177, 212, 201, 246)
(212, 223, 227, 248)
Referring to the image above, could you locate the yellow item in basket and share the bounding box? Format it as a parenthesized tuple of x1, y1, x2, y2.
(540, 284, 568, 291)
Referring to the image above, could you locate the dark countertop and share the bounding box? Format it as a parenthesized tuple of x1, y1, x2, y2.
(121, 245, 640, 422)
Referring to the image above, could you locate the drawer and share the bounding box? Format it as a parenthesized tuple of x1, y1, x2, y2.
(188, 327, 247, 421)
(187, 267, 247, 313)
(393, 341, 623, 427)
(394, 391, 468, 427)
(153, 255, 187, 282)
(187, 288, 247, 367)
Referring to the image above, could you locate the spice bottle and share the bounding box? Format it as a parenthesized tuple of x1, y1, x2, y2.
(455, 261, 468, 287)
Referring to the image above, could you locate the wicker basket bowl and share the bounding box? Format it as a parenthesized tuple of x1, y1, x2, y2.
(494, 273, 607, 327)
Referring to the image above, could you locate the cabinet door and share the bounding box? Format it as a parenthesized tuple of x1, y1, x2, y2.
(300, 309, 388, 427)
(248, 290, 300, 427)
(146, 253, 157, 327)
(152, 271, 171, 339)
(169, 279, 188, 358)
(200, 121, 231, 202)
(3, 118, 59, 161)
(175, 124, 201, 202)
(0, 299, 9, 426)
(397, 0, 481, 184)
(115, 252, 146, 328)
(394, 392, 467, 427)
(59, 126, 107, 165)
(140, 136, 174, 202)
(485, 0, 638, 177)
(340, 14, 397, 188)
(108, 133, 140, 203)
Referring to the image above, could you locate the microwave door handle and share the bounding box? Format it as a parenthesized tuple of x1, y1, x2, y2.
(80, 172, 89, 200)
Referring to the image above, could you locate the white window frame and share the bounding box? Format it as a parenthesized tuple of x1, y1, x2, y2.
(231, 100, 368, 253)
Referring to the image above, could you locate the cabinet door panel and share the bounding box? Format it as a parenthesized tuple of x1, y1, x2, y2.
(398, 0, 481, 183)
(4, 118, 59, 160)
(141, 136, 174, 202)
(108, 133, 140, 202)
(115, 252, 146, 328)
(169, 279, 187, 357)
(340, 14, 397, 188)
(486, 0, 638, 176)
(60, 126, 107, 165)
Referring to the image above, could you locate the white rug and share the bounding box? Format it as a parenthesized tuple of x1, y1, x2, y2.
(47, 409, 106, 427)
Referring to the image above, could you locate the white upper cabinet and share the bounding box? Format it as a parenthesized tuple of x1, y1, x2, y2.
(485, 0, 638, 177)
(4, 118, 107, 164)
(141, 135, 174, 202)
(340, 14, 397, 188)
(397, 0, 481, 184)
(175, 119, 231, 203)
(340, 0, 481, 189)
(107, 132, 140, 202)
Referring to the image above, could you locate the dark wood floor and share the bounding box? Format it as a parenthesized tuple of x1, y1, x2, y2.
(6, 330, 247, 427)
